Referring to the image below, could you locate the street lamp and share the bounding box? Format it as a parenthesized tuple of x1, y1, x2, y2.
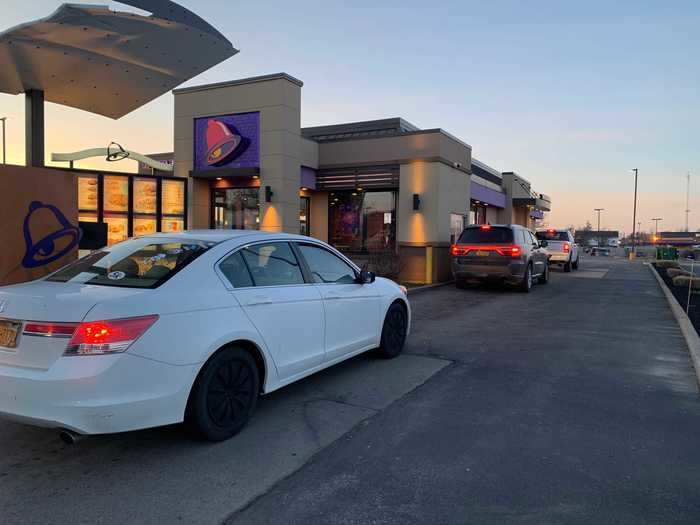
(631, 168, 639, 253)
(0, 117, 6, 164)
(651, 218, 662, 243)
(594, 208, 604, 246)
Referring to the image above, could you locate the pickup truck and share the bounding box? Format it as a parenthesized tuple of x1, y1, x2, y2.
(535, 228, 579, 272)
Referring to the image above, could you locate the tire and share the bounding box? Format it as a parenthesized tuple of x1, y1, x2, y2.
(564, 259, 572, 272)
(376, 302, 408, 359)
(539, 262, 549, 284)
(185, 346, 260, 442)
(572, 257, 579, 270)
(519, 263, 533, 293)
(455, 278, 468, 289)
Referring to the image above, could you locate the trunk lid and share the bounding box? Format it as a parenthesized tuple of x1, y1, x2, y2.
(0, 280, 148, 370)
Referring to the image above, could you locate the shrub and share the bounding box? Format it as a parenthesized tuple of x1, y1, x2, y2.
(656, 260, 681, 269)
(667, 268, 691, 278)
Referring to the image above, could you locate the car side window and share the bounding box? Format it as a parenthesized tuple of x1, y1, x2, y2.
(219, 251, 254, 288)
(239, 242, 305, 287)
(529, 231, 539, 245)
(519, 229, 528, 245)
(297, 243, 357, 284)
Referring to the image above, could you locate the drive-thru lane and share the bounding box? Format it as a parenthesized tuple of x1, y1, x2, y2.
(230, 259, 700, 524)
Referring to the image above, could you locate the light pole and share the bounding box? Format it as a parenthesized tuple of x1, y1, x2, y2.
(632, 168, 639, 253)
(651, 217, 662, 243)
(0, 117, 6, 164)
(594, 208, 604, 246)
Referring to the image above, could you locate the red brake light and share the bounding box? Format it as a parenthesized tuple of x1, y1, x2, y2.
(547, 228, 555, 234)
(480, 225, 492, 230)
(23, 322, 78, 338)
(451, 245, 467, 256)
(496, 245, 521, 257)
(65, 315, 158, 356)
(563, 242, 570, 252)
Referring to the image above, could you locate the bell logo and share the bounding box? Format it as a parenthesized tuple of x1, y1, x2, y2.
(21, 201, 81, 269)
(205, 119, 247, 166)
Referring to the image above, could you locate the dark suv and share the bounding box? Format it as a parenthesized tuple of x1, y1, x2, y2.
(451, 224, 550, 292)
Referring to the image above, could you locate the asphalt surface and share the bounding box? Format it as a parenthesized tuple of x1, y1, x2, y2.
(229, 258, 700, 525)
(3, 257, 700, 524)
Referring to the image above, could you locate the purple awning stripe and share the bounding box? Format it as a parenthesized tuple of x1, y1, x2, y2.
(301, 166, 317, 190)
(470, 180, 506, 208)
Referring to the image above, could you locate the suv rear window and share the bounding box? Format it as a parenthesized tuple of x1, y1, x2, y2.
(457, 227, 513, 244)
(47, 237, 216, 288)
(536, 230, 570, 242)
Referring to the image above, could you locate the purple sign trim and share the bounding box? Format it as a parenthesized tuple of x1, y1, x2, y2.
(470, 180, 506, 208)
(530, 210, 545, 219)
(193, 112, 260, 171)
(300, 166, 317, 190)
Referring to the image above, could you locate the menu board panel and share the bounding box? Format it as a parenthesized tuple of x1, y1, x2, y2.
(78, 176, 98, 210)
(133, 178, 157, 214)
(78, 213, 98, 223)
(133, 217, 157, 237)
(104, 215, 128, 246)
(162, 179, 185, 215)
(104, 176, 129, 212)
(162, 218, 184, 233)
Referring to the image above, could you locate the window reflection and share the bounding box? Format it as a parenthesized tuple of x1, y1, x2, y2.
(329, 191, 396, 253)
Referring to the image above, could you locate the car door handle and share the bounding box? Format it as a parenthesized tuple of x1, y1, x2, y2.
(244, 295, 273, 306)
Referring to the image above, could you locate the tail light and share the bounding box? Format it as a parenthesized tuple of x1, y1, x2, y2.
(451, 245, 466, 256)
(563, 242, 571, 253)
(64, 315, 159, 356)
(24, 322, 78, 338)
(498, 245, 522, 257)
(451, 245, 522, 257)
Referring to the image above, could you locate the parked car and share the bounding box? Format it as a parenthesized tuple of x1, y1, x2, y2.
(590, 246, 611, 256)
(535, 228, 579, 272)
(451, 224, 549, 292)
(0, 231, 410, 442)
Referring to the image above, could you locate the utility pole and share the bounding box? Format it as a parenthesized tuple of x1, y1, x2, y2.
(651, 218, 663, 242)
(685, 172, 691, 232)
(632, 169, 639, 253)
(594, 208, 604, 246)
(0, 117, 6, 164)
(637, 221, 642, 245)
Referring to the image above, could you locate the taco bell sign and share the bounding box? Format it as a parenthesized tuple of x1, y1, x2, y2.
(193, 111, 260, 171)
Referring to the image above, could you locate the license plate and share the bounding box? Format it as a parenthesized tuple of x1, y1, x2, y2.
(0, 320, 20, 349)
(475, 250, 490, 257)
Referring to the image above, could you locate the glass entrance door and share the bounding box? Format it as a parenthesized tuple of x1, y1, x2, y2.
(212, 188, 260, 230)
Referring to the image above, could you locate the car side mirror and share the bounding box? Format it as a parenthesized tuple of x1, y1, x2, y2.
(540, 240, 548, 247)
(357, 270, 376, 284)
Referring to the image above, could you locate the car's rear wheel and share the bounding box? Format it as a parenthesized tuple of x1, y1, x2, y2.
(519, 263, 533, 293)
(185, 346, 259, 442)
(376, 302, 408, 359)
(572, 257, 579, 270)
(455, 278, 468, 289)
(564, 259, 572, 272)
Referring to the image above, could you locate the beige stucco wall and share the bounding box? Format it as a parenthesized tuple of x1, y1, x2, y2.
(398, 161, 470, 245)
(300, 137, 319, 169)
(173, 74, 303, 232)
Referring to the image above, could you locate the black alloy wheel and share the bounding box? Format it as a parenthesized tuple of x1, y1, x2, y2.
(520, 263, 533, 293)
(539, 262, 550, 284)
(185, 346, 259, 442)
(377, 303, 408, 359)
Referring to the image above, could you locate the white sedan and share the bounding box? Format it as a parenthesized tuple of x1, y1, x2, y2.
(0, 231, 410, 441)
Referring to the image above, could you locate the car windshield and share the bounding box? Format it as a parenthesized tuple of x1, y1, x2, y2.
(536, 231, 570, 241)
(47, 237, 216, 288)
(458, 227, 513, 244)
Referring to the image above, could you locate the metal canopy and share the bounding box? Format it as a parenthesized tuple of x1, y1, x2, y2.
(0, 1, 238, 119)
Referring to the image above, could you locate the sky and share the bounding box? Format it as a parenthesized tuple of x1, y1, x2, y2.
(2, 0, 700, 234)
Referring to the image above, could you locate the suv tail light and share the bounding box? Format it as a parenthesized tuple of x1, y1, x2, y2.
(563, 242, 571, 253)
(451, 245, 522, 257)
(451, 244, 466, 256)
(64, 315, 159, 356)
(498, 245, 522, 257)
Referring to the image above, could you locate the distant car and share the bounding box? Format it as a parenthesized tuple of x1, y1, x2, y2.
(590, 246, 611, 256)
(536, 228, 579, 272)
(608, 238, 620, 248)
(451, 224, 549, 292)
(0, 231, 410, 442)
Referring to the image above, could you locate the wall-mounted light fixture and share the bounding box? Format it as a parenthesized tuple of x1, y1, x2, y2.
(265, 185, 273, 203)
(412, 193, 421, 211)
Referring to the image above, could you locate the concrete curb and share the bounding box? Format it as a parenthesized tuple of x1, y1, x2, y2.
(406, 280, 454, 295)
(648, 263, 700, 388)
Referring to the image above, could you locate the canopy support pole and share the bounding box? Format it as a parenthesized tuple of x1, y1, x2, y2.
(25, 89, 44, 167)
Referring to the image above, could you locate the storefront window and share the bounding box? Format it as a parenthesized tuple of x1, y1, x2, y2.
(329, 191, 396, 253)
(213, 188, 259, 230)
(300, 196, 310, 236)
(470, 201, 487, 225)
(450, 213, 465, 244)
(161, 178, 186, 234)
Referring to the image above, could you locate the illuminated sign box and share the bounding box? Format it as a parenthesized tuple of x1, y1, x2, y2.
(193, 112, 260, 172)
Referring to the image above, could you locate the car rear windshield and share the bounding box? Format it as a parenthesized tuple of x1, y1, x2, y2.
(536, 230, 570, 241)
(457, 227, 513, 244)
(47, 238, 216, 288)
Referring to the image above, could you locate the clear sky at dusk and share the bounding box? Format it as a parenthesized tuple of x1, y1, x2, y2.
(2, 0, 700, 234)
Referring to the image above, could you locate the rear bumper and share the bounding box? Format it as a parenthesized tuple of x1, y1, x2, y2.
(0, 353, 199, 434)
(452, 260, 526, 284)
(548, 253, 572, 263)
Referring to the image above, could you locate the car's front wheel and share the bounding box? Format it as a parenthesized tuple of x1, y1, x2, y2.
(185, 346, 260, 442)
(376, 302, 408, 359)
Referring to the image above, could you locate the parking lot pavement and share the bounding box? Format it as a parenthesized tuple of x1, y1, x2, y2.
(230, 258, 700, 525)
(0, 353, 448, 524)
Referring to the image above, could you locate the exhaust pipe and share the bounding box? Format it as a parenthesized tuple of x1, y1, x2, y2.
(58, 428, 82, 445)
